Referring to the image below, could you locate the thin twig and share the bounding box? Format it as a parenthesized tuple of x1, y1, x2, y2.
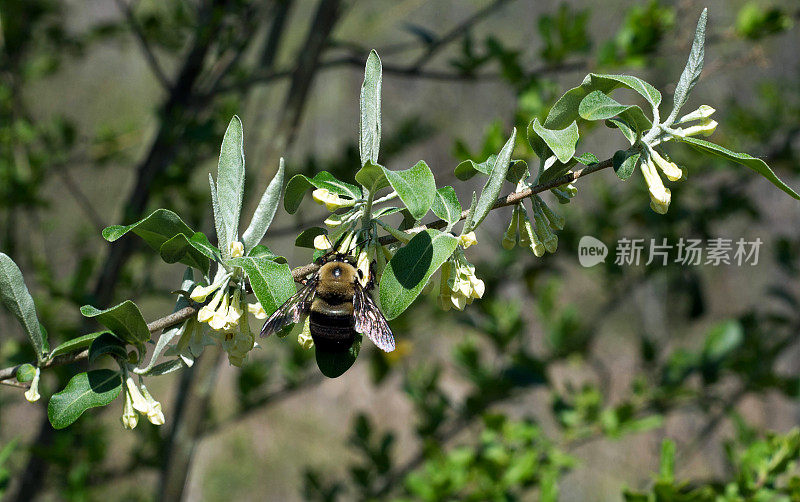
(114, 0, 172, 90)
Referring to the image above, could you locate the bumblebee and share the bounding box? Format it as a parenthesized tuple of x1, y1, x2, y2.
(260, 253, 395, 353)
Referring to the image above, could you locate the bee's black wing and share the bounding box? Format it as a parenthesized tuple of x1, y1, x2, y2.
(260, 278, 317, 338)
(353, 286, 395, 352)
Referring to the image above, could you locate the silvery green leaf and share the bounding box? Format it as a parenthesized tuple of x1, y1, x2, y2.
(227, 257, 295, 315)
(48, 331, 107, 360)
(612, 149, 641, 181)
(0, 253, 46, 362)
(431, 186, 462, 230)
(680, 136, 800, 200)
(209, 174, 228, 259)
(670, 9, 707, 123)
(527, 118, 579, 164)
(242, 157, 285, 252)
(359, 50, 382, 167)
(382, 160, 436, 221)
(284, 171, 363, 214)
(215, 116, 246, 254)
(80, 300, 150, 351)
(578, 91, 652, 133)
(465, 128, 516, 233)
(379, 229, 459, 320)
(47, 370, 122, 429)
(143, 359, 185, 376)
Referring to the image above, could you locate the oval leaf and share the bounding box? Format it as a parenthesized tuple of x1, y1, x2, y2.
(80, 301, 150, 348)
(0, 253, 46, 361)
(89, 332, 129, 365)
(242, 157, 285, 252)
(360, 50, 382, 166)
(382, 161, 436, 221)
(215, 115, 246, 252)
(49, 331, 107, 359)
(578, 90, 652, 133)
(48, 370, 122, 429)
(379, 229, 459, 320)
(465, 128, 516, 233)
(315, 336, 361, 378)
(671, 9, 707, 120)
(431, 186, 462, 227)
(612, 149, 641, 181)
(680, 136, 800, 200)
(102, 209, 209, 273)
(355, 160, 389, 193)
(227, 257, 295, 315)
(527, 118, 579, 164)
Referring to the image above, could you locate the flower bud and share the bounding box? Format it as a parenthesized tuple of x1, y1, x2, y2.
(298, 318, 314, 349)
(312, 188, 353, 211)
(139, 384, 165, 425)
(24, 367, 41, 403)
(676, 119, 718, 138)
(641, 159, 671, 214)
(313, 234, 332, 250)
(229, 241, 244, 258)
(121, 391, 138, 429)
(126, 376, 149, 414)
(677, 105, 715, 124)
(247, 302, 267, 319)
(502, 205, 521, 250)
(458, 231, 478, 249)
(532, 200, 558, 253)
(536, 196, 565, 230)
(647, 147, 683, 182)
(518, 205, 545, 257)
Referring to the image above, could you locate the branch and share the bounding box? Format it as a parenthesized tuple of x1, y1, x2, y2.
(0, 157, 613, 383)
(114, 0, 172, 90)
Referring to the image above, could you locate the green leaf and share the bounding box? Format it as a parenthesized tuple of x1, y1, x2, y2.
(0, 253, 46, 362)
(702, 320, 743, 363)
(545, 73, 660, 129)
(88, 332, 128, 365)
(47, 370, 122, 429)
(605, 117, 637, 145)
(49, 331, 107, 359)
(248, 244, 286, 263)
(578, 90, 652, 133)
(102, 209, 209, 273)
(382, 161, 436, 221)
(80, 301, 150, 350)
(379, 229, 459, 320)
(359, 50, 382, 166)
(431, 186, 462, 227)
(187, 232, 220, 262)
(284, 172, 362, 214)
(670, 9, 707, 121)
(527, 118, 579, 163)
(680, 136, 800, 200)
(159, 234, 211, 273)
(295, 227, 327, 249)
(465, 129, 516, 233)
(612, 149, 641, 181)
(659, 439, 676, 482)
(315, 336, 361, 378)
(454, 155, 528, 183)
(355, 160, 389, 193)
(227, 257, 295, 315)
(209, 174, 226, 259)
(242, 157, 285, 252)
(215, 115, 246, 254)
(144, 359, 185, 376)
(575, 152, 599, 165)
(16, 363, 36, 383)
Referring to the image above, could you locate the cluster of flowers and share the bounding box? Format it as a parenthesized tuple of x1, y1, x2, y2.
(502, 196, 564, 256)
(121, 375, 164, 429)
(437, 233, 485, 311)
(643, 105, 717, 214)
(189, 242, 265, 367)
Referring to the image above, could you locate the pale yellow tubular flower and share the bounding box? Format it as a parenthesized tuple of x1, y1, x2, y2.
(208, 290, 232, 331)
(641, 159, 671, 214)
(459, 231, 478, 249)
(197, 286, 225, 322)
(121, 391, 138, 429)
(324, 212, 345, 227)
(190, 283, 217, 303)
(298, 318, 314, 349)
(678, 119, 718, 138)
(647, 147, 683, 182)
(125, 376, 149, 414)
(356, 248, 371, 287)
(678, 104, 715, 124)
(24, 367, 41, 402)
(139, 384, 165, 425)
(229, 241, 244, 258)
(247, 302, 267, 319)
(226, 288, 244, 325)
(313, 234, 333, 251)
(312, 188, 353, 211)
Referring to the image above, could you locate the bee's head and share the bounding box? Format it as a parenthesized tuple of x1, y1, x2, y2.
(318, 259, 358, 286)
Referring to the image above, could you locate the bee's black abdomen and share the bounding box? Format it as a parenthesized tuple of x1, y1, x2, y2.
(309, 310, 356, 353)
